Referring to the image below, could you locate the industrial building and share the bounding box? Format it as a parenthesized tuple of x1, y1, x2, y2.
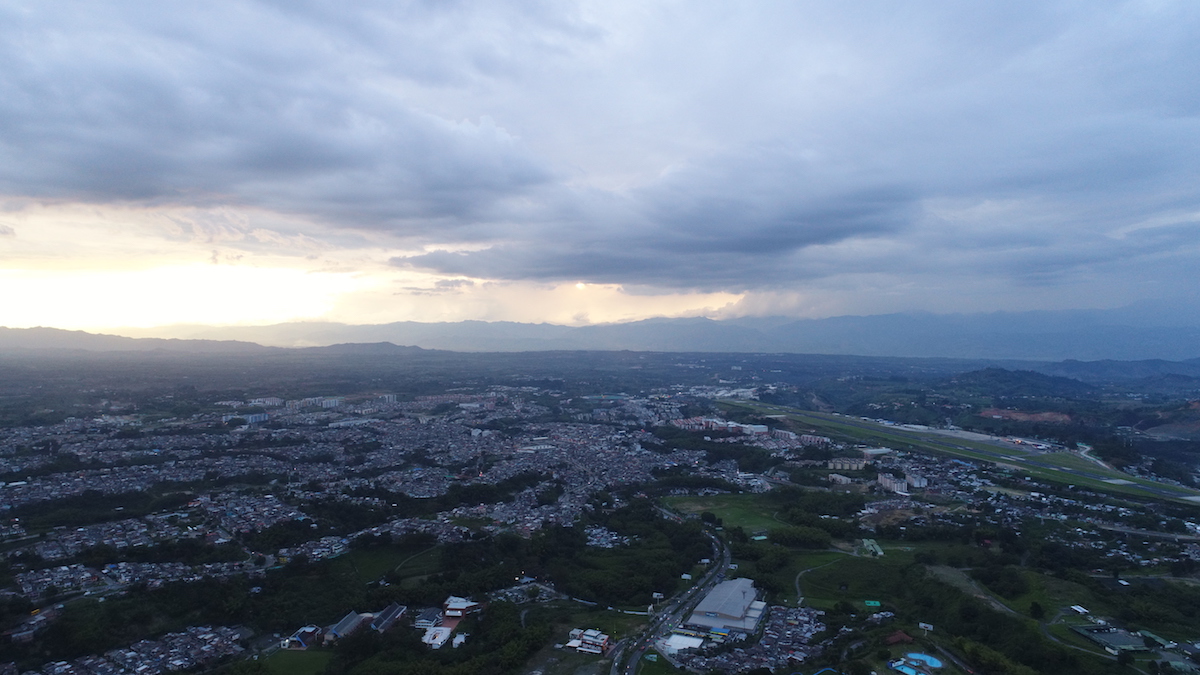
(324, 611, 368, 644)
(685, 578, 765, 634)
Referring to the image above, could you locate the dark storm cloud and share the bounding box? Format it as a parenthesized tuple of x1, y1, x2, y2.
(0, 1, 561, 226)
(4, 1, 1200, 300)
(395, 151, 920, 289)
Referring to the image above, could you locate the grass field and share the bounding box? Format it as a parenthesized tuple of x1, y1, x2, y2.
(662, 493, 781, 533)
(799, 555, 914, 609)
(562, 606, 648, 639)
(1006, 570, 1113, 619)
(328, 544, 440, 585)
(785, 550, 852, 605)
(394, 545, 441, 588)
(520, 605, 648, 675)
(264, 649, 333, 675)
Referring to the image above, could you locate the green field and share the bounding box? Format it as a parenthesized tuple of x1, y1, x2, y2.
(519, 605, 649, 675)
(799, 554, 916, 609)
(782, 550, 851, 605)
(393, 545, 441, 588)
(264, 649, 333, 675)
(562, 606, 648, 639)
(327, 543, 440, 585)
(662, 493, 781, 533)
(1005, 570, 1113, 619)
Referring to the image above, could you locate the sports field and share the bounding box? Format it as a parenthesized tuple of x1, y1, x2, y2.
(662, 493, 781, 533)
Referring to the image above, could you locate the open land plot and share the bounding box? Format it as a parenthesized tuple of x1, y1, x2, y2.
(521, 606, 645, 675)
(391, 546, 442, 588)
(1006, 570, 1115, 619)
(522, 646, 609, 675)
(329, 543, 439, 584)
(662, 493, 781, 533)
(526, 602, 649, 641)
(566, 608, 647, 639)
(799, 556, 914, 609)
(785, 550, 853, 606)
(265, 649, 334, 675)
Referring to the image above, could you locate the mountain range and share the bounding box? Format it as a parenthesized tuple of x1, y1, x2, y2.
(81, 306, 1200, 361)
(6, 312, 1200, 385)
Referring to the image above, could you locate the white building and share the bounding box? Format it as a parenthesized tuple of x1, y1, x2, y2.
(568, 628, 610, 654)
(878, 474, 908, 494)
(422, 626, 452, 649)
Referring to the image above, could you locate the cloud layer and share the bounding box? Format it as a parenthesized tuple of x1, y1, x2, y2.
(3, 1, 1200, 320)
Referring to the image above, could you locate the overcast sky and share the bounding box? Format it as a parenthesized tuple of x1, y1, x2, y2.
(2, 1, 1199, 329)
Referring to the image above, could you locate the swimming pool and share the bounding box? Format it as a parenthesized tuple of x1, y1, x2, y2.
(906, 653, 944, 668)
(891, 664, 920, 675)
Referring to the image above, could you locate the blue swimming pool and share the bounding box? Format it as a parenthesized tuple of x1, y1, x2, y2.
(891, 664, 919, 675)
(906, 653, 944, 668)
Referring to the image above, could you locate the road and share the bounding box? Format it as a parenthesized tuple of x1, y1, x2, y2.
(611, 528, 730, 675)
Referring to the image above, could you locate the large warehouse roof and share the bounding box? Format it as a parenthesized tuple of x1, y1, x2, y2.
(693, 578, 755, 619)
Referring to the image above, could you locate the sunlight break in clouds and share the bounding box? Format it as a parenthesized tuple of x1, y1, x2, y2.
(0, 266, 365, 329)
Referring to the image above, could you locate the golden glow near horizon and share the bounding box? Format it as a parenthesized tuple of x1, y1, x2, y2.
(0, 264, 743, 331)
(0, 265, 366, 329)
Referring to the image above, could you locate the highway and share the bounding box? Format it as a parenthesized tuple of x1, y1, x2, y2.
(611, 528, 730, 675)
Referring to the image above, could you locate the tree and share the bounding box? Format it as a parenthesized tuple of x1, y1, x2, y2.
(1117, 650, 1134, 667)
(845, 661, 872, 675)
(228, 659, 270, 674)
(1029, 601, 1045, 620)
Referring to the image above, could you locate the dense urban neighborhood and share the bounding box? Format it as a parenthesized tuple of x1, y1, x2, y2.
(3, 349, 1200, 675)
